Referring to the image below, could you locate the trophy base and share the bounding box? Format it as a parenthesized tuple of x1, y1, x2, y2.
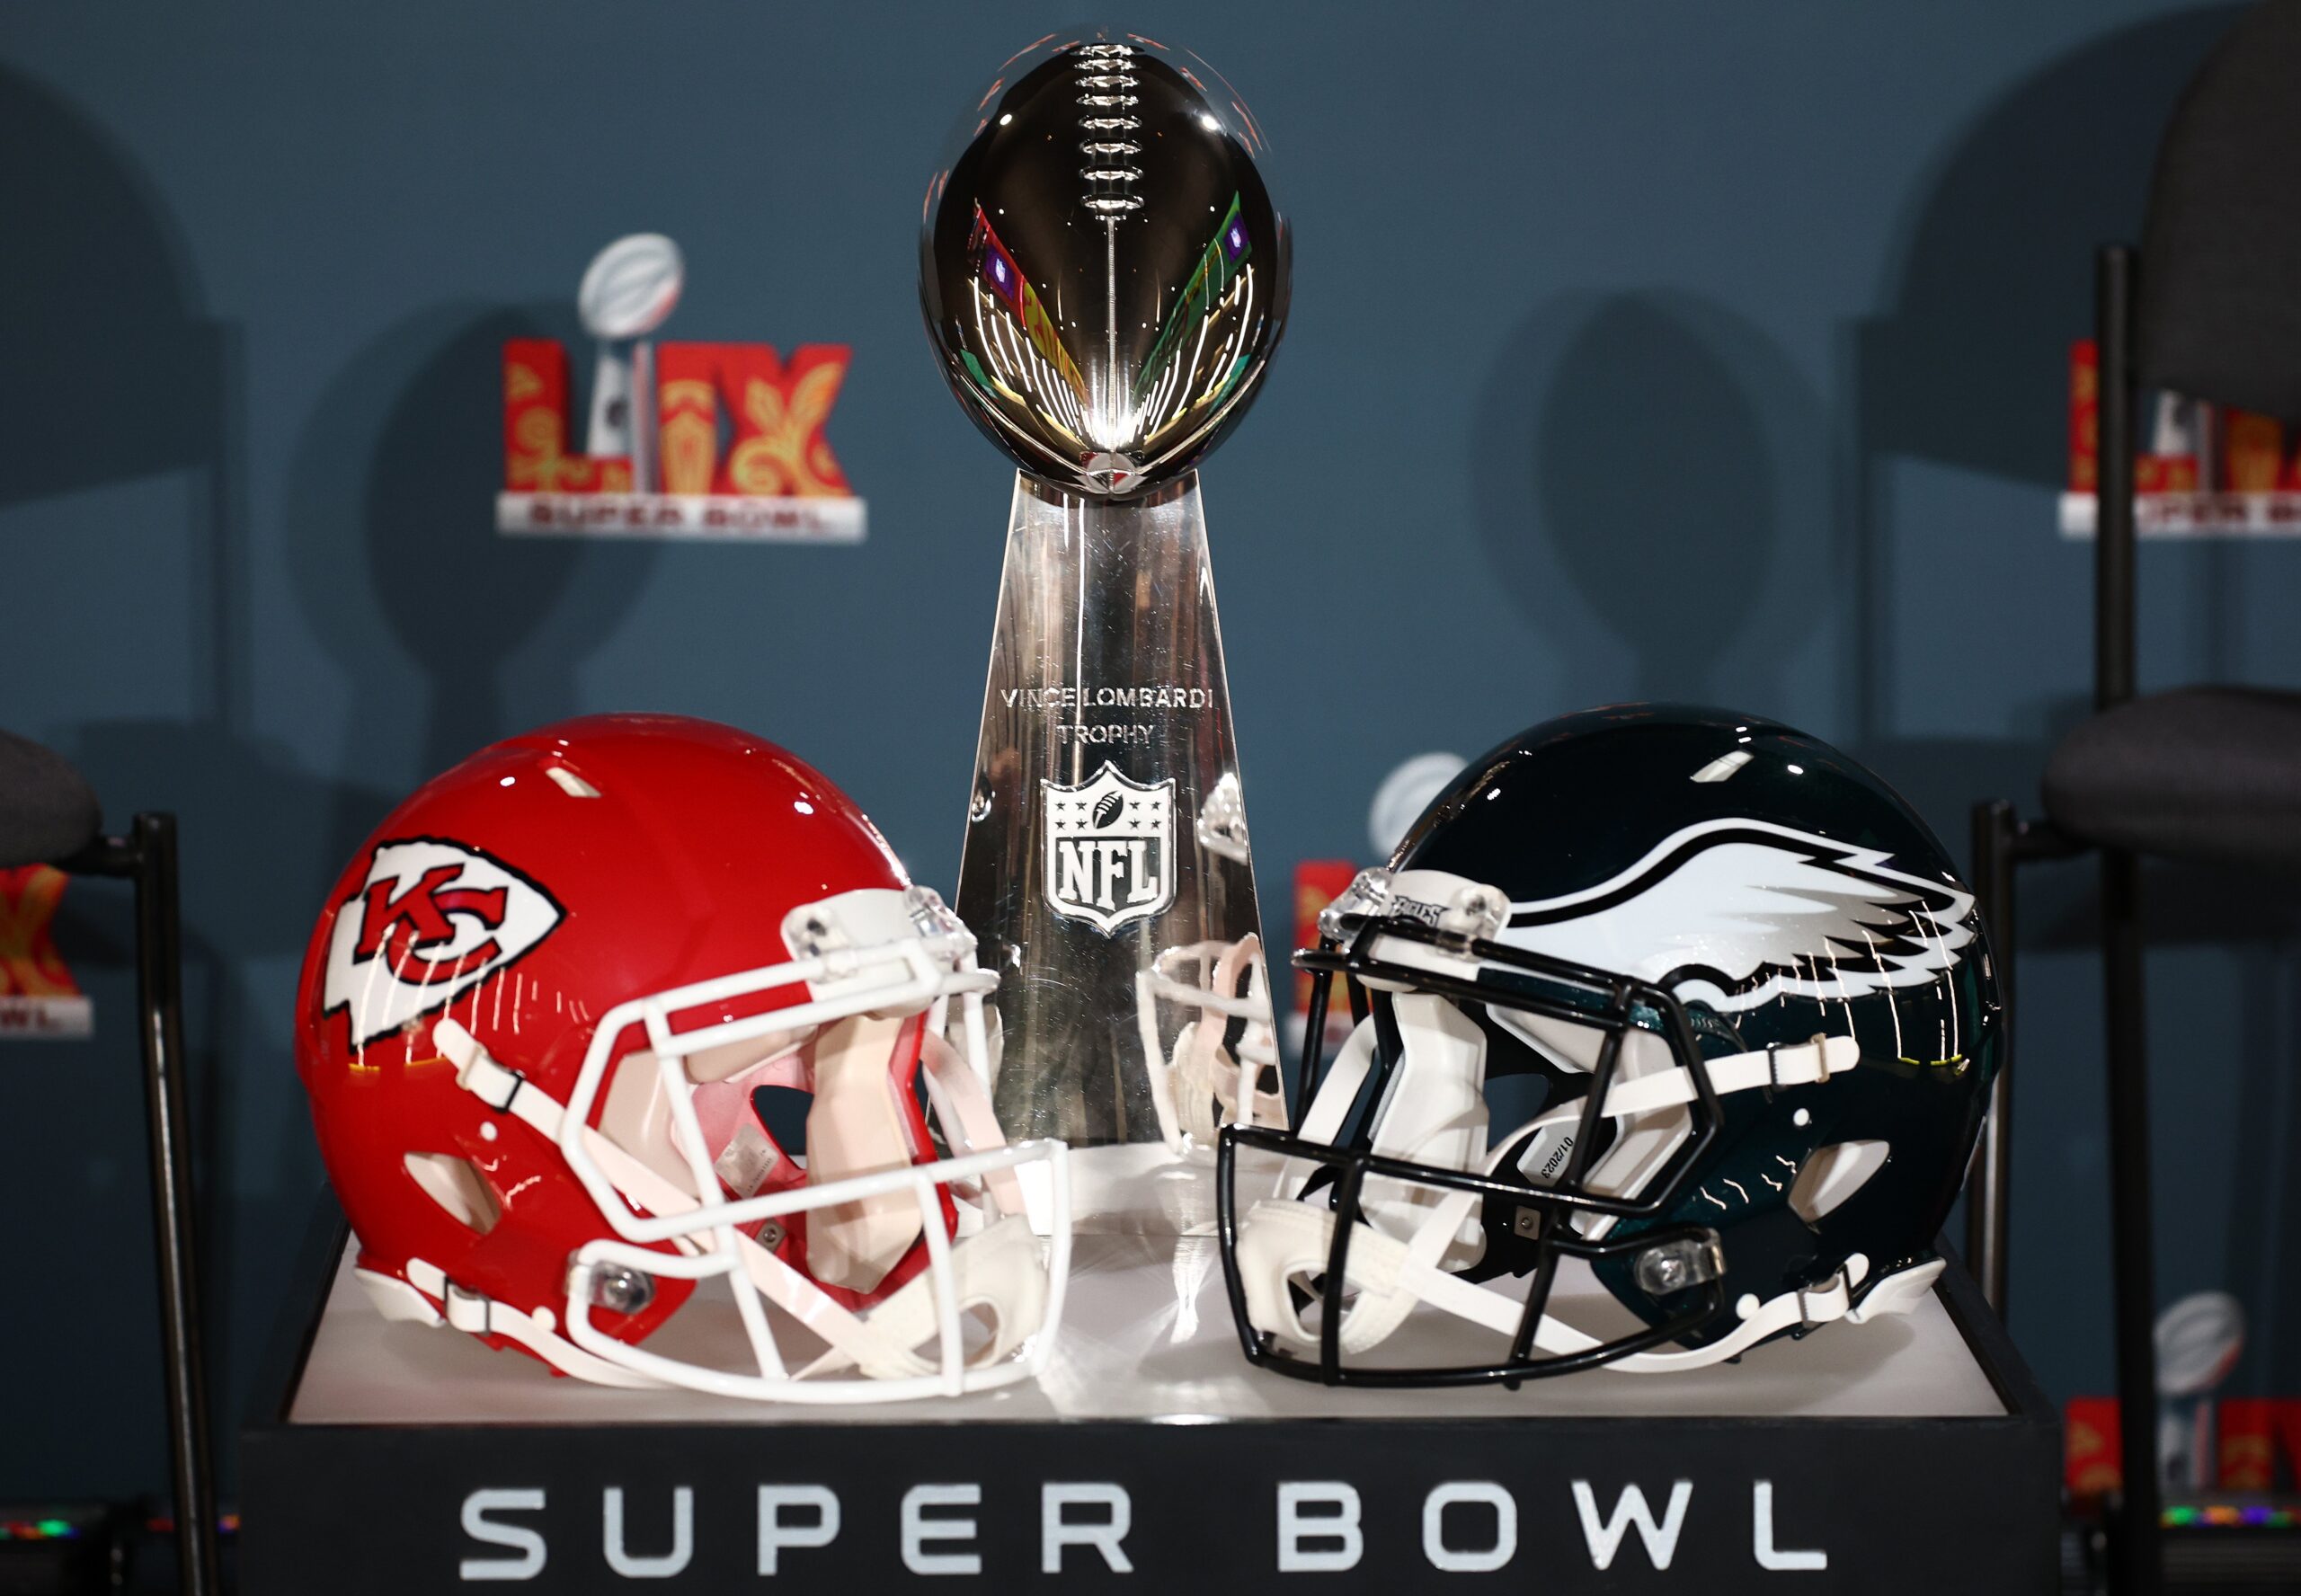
(1022, 1139, 1288, 1237)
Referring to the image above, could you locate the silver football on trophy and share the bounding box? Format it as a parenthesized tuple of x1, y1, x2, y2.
(920, 31, 1289, 497)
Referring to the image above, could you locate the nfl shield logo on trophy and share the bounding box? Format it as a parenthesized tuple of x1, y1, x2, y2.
(1043, 763, 1177, 935)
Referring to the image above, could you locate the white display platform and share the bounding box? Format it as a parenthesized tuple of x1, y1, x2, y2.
(289, 1229, 2003, 1427)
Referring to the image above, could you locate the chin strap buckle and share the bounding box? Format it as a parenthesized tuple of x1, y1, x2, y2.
(1763, 1033, 1832, 1103)
(437, 1017, 526, 1113)
(442, 1280, 494, 1335)
(1791, 1266, 1857, 1335)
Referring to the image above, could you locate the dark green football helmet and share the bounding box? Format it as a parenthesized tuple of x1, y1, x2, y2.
(1218, 705, 2001, 1386)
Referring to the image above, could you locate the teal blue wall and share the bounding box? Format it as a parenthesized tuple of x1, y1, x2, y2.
(4, 0, 2295, 1498)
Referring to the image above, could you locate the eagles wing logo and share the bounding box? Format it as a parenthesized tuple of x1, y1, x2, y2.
(322, 838, 564, 1045)
(1500, 820, 1975, 1012)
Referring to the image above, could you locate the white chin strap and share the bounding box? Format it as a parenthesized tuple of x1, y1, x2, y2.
(1234, 1031, 1940, 1372)
(405, 1018, 1070, 1403)
(786, 1213, 1046, 1380)
(358, 1256, 663, 1388)
(1138, 935, 1288, 1154)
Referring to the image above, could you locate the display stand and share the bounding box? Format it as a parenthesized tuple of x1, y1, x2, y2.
(244, 1193, 2057, 1592)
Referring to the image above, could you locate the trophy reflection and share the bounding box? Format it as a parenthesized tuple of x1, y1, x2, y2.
(920, 32, 1290, 1224)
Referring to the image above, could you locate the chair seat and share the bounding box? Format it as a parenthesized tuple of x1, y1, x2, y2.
(0, 729, 102, 869)
(2042, 685, 2301, 871)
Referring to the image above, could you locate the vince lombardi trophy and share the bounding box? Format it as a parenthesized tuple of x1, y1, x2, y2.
(920, 31, 1291, 1226)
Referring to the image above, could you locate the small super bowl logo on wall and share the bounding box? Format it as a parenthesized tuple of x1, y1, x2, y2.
(0, 866, 92, 1039)
(1043, 763, 1175, 935)
(497, 234, 866, 545)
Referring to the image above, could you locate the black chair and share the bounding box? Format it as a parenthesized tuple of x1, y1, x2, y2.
(1969, 7, 2301, 1593)
(0, 729, 219, 1596)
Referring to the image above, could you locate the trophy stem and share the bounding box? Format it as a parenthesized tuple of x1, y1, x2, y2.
(955, 471, 1266, 1222)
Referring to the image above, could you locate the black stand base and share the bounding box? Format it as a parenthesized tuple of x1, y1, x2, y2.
(245, 1195, 2058, 1593)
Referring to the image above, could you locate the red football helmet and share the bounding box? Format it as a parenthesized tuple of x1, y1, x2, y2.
(293, 714, 1070, 1402)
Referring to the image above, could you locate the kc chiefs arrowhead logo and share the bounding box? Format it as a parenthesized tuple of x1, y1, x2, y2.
(322, 838, 564, 1046)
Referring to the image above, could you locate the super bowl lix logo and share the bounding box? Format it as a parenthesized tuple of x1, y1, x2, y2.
(497, 235, 866, 545)
(0, 866, 92, 1039)
(323, 839, 564, 1046)
(1043, 764, 1176, 935)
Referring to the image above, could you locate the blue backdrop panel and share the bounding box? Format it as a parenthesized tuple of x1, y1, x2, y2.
(1, 0, 2294, 1500)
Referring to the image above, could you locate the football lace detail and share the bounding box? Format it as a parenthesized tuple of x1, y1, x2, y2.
(1074, 44, 1144, 218)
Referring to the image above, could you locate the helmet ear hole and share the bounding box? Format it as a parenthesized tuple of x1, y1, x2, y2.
(403, 1151, 502, 1235)
(1788, 1139, 1891, 1226)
